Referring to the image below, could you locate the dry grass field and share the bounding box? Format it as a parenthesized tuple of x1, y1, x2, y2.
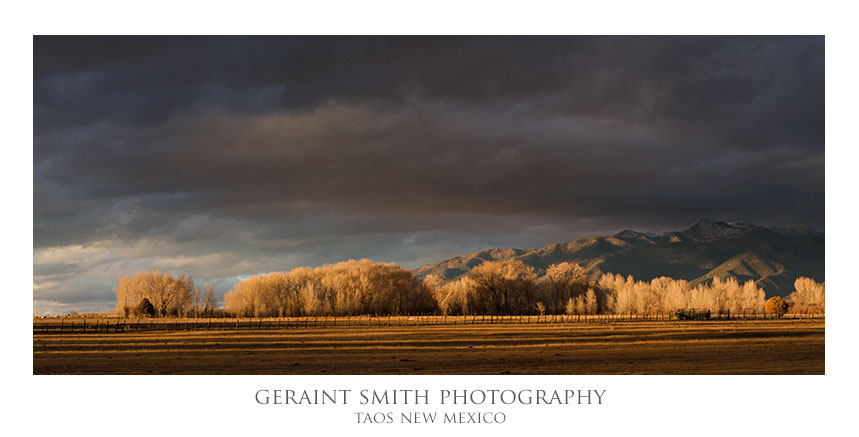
(33, 319, 824, 374)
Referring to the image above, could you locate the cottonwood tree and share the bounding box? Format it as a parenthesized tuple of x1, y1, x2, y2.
(595, 273, 765, 315)
(788, 277, 824, 313)
(584, 288, 598, 314)
(114, 270, 195, 317)
(564, 298, 575, 315)
(191, 285, 201, 317)
(203, 283, 215, 316)
(427, 276, 476, 315)
(545, 262, 588, 314)
(469, 260, 538, 315)
(223, 260, 437, 317)
(600, 274, 636, 314)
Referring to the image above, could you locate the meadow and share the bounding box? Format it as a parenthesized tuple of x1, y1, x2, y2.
(33, 317, 824, 374)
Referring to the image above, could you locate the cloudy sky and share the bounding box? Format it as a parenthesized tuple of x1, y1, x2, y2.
(33, 36, 824, 314)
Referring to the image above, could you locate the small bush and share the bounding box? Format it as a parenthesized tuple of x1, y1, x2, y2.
(134, 298, 156, 317)
(674, 309, 711, 320)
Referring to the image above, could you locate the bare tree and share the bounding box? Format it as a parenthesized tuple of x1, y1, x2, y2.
(470, 260, 537, 315)
(222, 260, 437, 317)
(113, 270, 196, 317)
(545, 262, 587, 314)
(788, 277, 824, 313)
(203, 283, 215, 316)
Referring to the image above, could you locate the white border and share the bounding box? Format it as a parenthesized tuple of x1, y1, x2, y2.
(6, 1, 856, 435)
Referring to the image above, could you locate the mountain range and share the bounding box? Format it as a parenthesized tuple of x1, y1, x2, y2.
(414, 219, 824, 297)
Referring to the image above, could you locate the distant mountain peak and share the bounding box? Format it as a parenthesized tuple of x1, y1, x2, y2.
(687, 218, 733, 229)
(728, 221, 757, 229)
(614, 229, 646, 238)
(610, 219, 822, 242)
(682, 219, 743, 240)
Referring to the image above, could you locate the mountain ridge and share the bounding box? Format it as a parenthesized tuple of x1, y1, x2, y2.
(414, 219, 824, 297)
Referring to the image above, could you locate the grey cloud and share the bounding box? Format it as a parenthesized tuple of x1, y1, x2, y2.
(33, 36, 824, 313)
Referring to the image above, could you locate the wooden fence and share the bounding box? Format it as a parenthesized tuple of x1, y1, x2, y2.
(33, 311, 825, 334)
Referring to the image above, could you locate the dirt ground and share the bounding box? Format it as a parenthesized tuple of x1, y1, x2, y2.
(33, 319, 824, 374)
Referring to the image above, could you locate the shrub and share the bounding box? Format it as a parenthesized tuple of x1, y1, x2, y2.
(134, 298, 156, 317)
(765, 296, 789, 318)
(674, 309, 711, 320)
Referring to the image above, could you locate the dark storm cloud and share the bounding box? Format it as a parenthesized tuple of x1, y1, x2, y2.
(33, 36, 824, 312)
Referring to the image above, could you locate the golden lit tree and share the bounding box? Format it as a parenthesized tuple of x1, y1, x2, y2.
(545, 262, 588, 314)
(113, 270, 195, 317)
(788, 277, 824, 313)
(765, 296, 789, 318)
(469, 259, 537, 314)
(223, 259, 437, 317)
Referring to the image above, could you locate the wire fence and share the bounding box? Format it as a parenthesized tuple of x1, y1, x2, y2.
(33, 311, 825, 334)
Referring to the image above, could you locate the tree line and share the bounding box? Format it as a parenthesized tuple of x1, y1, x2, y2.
(113, 259, 824, 317)
(223, 260, 436, 317)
